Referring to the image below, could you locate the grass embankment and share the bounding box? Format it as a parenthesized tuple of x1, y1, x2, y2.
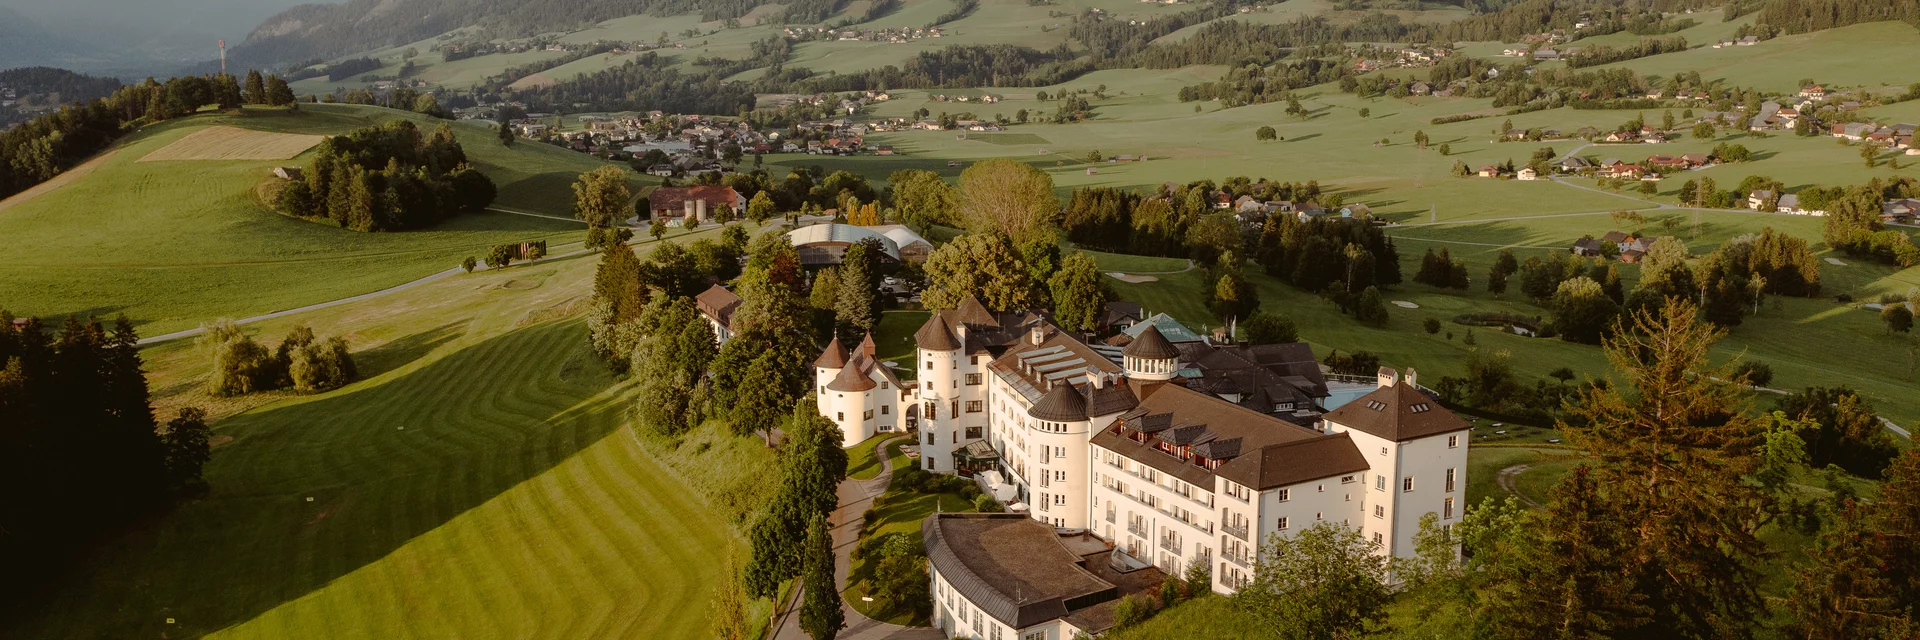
(849, 434, 911, 481)
(1, 222, 767, 639)
(0, 103, 646, 335)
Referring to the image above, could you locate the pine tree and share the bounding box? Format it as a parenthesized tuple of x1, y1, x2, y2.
(834, 241, 879, 343)
(244, 69, 267, 104)
(799, 513, 845, 640)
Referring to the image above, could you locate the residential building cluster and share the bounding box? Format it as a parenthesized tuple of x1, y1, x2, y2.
(812, 298, 1470, 638)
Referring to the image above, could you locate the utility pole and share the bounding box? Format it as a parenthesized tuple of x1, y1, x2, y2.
(219, 40, 227, 75)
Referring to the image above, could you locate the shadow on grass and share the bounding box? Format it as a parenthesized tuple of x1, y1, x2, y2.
(1, 319, 622, 638)
(351, 321, 468, 380)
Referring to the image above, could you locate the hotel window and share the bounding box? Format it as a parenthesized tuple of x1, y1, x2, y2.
(1055, 494, 1066, 505)
(863, 409, 873, 420)
(1316, 512, 1323, 521)
(1341, 475, 1355, 484)
(966, 373, 982, 385)
(1278, 488, 1290, 502)
(925, 360, 932, 370)
(1445, 498, 1456, 519)
(1277, 516, 1289, 530)
(1379, 447, 1389, 457)
(972, 356, 980, 365)
(1446, 468, 1456, 492)
(966, 401, 983, 413)
(1374, 532, 1384, 545)
(881, 406, 890, 415)
(1374, 505, 1385, 519)
(1055, 470, 1067, 483)
(1024, 631, 1048, 640)
(1317, 484, 1324, 493)
(1376, 476, 1386, 491)
(1448, 434, 1459, 449)
(966, 426, 982, 439)
(837, 412, 844, 421)
(1403, 476, 1415, 492)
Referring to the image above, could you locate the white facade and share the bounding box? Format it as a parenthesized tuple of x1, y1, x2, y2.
(931, 564, 1081, 640)
(817, 302, 1471, 624)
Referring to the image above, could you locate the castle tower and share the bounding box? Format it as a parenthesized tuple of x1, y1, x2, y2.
(914, 313, 962, 472)
(1122, 324, 1181, 382)
(814, 336, 849, 424)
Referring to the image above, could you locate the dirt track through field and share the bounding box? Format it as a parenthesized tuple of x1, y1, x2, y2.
(0, 150, 118, 215)
(138, 126, 325, 162)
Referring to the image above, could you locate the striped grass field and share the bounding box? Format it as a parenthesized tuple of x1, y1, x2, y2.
(6, 318, 739, 639)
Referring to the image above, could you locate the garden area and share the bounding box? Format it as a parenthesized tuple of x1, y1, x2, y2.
(842, 462, 993, 625)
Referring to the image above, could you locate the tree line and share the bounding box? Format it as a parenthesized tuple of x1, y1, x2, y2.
(1, 68, 295, 203)
(0, 312, 210, 599)
(198, 321, 358, 396)
(277, 120, 496, 231)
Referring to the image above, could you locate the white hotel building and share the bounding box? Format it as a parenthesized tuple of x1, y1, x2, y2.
(816, 297, 1471, 637)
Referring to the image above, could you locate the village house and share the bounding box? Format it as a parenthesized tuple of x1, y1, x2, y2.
(646, 185, 744, 223)
(1517, 167, 1539, 181)
(694, 284, 742, 345)
(1477, 165, 1499, 178)
(826, 300, 1468, 620)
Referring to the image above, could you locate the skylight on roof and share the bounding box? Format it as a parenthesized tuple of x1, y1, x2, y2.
(1410, 403, 1431, 413)
(1365, 400, 1386, 411)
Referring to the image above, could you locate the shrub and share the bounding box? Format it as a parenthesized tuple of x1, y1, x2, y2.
(1423, 317, 1442, 334)
(1731, 360, 1774, 388)
(972, 493, 1004, 512)
(461, 256, 477, 273)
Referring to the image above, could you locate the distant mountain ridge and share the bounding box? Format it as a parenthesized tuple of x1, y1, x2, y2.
(228, 0, 781, 69)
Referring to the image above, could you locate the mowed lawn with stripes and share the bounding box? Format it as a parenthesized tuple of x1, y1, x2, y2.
(10, 317, 736, 638)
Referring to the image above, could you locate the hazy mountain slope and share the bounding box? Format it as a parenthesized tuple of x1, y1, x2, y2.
(227, 0, 783, 68)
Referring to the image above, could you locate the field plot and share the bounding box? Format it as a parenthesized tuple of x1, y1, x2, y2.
(138, 126, 325, 162)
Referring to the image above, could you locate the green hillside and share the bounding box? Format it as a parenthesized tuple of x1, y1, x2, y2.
(2, 224, 766, 639)
(0, 103, 635, 335)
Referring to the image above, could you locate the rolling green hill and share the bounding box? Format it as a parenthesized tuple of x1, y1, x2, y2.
(0, 103, 640, 335)
(1, 225, 767, 638)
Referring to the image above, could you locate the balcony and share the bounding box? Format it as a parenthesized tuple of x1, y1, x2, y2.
(1106, 511, 1116, 524)
(1159, 539, 1181, 554)
(1223, 553, 1251, 569)
(1224, 523, 1249, 541)
(1127, 524, 1149, 538)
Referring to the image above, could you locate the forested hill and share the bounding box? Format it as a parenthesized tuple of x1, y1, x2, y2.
(227, 0, 783, 69)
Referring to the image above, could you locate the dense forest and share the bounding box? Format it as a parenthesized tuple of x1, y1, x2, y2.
(0, 312, 210, 600)
(1755, 0, 1920, 34)
(0, 67, 123, 126)
(279, 121, 497, 231)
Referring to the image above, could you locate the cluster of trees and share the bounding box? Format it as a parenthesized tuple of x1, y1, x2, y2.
(808, 238, 888, 344)
(1176, 60, 1347, 108)
(1565, 36, 1689, 68)
(736, 399, 848, 640)
(0, 312, 210, 589)
(1371, 300, 1919, 639)
(278, 121, 496, 231)
(0, 67, 122, 127)
(1822, 177, 1920, 266)
(1412, 248, 1471, 290)
(1755, 0, 1920, 34)
(1254, 215, 1403, 299)
(199, 321, 358, 396)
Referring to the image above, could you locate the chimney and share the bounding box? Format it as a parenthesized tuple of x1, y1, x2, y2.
(1404, 368, 1418, 389)
(1089, 369, 1105, 389)
(1377, 367, 1398, 388)
(1030, 324, 1046, 346)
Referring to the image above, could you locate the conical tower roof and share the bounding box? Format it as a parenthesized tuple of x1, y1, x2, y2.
(1121, 324, 1180, 359)
(914, 313, 962, 350)
(815, 335, 850, 368)
(1028, 382, 1090, 422)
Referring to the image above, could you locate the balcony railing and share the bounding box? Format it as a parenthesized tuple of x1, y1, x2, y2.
(1159, 539, 1181, 554)
(1106, 511, 1116, 524)
(1223, 553, 1251, 569)
(1224, 523, 1249, 541)
(1127, 524, 1149, 538)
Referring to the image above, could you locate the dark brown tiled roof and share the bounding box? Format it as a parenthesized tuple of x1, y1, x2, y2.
(951, 295, 1001, 327)
(1321, 382, 1469, 442)
(1029, 383, 1090, 421)
(1086, 381, 1140, 417)
(827, 352, 879, 392)
(815, 336, 849, 368)
(1215, 432, 1371, 490)
(1121, 325, 1180, 359)
(915, 313, 962, 350)
(1092, 384, 1323, 488)
(694, 284, 743, 329)
(922, 514, 1120, 629)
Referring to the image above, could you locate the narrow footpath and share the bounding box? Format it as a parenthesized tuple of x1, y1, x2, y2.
(772, 436, 942, 640)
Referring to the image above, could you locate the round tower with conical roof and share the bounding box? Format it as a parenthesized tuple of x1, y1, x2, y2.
(914, 312, 963, 472)
(814, 335, 850, 421)
(1123, 324, 1181, 382)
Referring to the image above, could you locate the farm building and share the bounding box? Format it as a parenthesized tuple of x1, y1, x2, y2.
(647, 186, 744, 223)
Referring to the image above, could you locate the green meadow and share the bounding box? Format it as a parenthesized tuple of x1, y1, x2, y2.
(0, 103, 646, 335)
(3, 223, 769, 639)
